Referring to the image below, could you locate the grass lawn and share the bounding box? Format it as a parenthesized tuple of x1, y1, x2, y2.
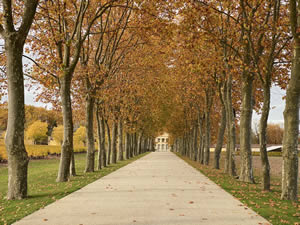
(0, 152, 149, 225)
(176, 153, 300, 225)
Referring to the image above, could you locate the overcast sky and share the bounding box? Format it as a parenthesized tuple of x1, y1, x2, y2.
(252, 85, 286, 127)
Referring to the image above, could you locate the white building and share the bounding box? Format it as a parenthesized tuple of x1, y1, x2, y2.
(155, 133, 169, 152)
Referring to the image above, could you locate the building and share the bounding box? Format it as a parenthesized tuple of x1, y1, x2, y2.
(155, 133, 169, 152)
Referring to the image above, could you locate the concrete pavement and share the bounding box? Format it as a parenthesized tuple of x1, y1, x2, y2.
(14, 152, 270, 225)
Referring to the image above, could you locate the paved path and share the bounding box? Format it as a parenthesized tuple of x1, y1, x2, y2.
(14, 152, 270, 225)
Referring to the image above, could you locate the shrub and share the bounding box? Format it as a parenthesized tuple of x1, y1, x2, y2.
(26, 121, 48, 144)
(52, 125, 64, 145)
(74, 126, 86, 147)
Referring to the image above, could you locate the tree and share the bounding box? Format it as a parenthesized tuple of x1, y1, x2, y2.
(0, 0, 39, 200)
(0, 103, 8, 131)
(26, 121, 48, 144)
(281, 0, 300, 201)
(267, 124, 283, 144)
(74, 126, 87, 147)
(52, 125, 64, 146)
(29, 0, 117, 182)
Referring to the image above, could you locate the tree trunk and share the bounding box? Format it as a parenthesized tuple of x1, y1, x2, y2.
(57, 76, 74, 182)
(70, 151, 76, 176)
(3, 0, 39, 200)
(226, 76, 237, 177)
(190, 130, 194, 159)
(137, 133, 142, 155)
(129, 133, 134, 158)
(214, 106, 226, 169)
(96, 107, 102, 170)
(85, 94, 95, 173)
(281, 38, 300, 201)
(118, 120, 124, 161)
(125, 132, 130, 159)
(134, 133, 138, 156)
(100, 117, 106, 167)
(259, 84, 271, 191)
(204, 91, 212, 165)
(105, 120, 111, 165)
(5, 38, 29, 200)
(111, 120, 118, 164)
(239, 74, 255, 183)
(197, 113, 203, 163)
(182, 133, 186, 156)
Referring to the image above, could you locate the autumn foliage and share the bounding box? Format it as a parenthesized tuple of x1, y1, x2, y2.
(0, 0, 299, 203)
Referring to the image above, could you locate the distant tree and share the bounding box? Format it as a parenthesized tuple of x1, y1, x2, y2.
(52, 125, 64, 146)
(267, 124, 283, 145)
(25, 105, 62, 130)
(0, 105, 8, 131)
(74, 126, 87, 147)
(26, 121, 48, 145)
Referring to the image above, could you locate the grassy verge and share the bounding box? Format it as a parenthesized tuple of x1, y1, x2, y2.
(0, 152, 149, 225)
(176, 153, 300, 225)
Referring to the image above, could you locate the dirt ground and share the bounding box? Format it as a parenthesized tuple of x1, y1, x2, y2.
(216, 153, 300, 181)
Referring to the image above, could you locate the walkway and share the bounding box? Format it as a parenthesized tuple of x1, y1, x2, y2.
(14, 152, 270, 225)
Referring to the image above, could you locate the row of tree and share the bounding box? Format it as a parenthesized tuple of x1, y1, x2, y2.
(0, 0, 170, 200)
(0, 0, 299, 203)
(164, 0, 299, 202)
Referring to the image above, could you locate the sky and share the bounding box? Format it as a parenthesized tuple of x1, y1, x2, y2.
(252, 85, 286, 127)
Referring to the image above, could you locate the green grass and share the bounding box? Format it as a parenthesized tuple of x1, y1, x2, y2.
(176, 153, 300, 225)
(0, 152, 149, 225)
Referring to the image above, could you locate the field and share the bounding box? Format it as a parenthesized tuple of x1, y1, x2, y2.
(0, 152, 149, 225)
(178, 152, 300, 225)
(0, 139, 89, 161)
(245, 155, 300, 180)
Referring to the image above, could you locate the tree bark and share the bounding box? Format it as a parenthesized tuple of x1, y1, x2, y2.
(70, 151, 76, 176)
(197, 113, 204, 163)
(214, 106, 226, 169)
(204, 90, 213, 165)
(96, 107, 102, 170)
(96, 107, 106, 169)
(100, 117, 107, 167)
(105, 120, 111, 165)
(239, 74, 255, 183)
(111, 120, 118, 164)
(281, 38, 300, 201)
(259, 84, 271, 191)
(118, 120, 124, 161)
(125, 132, 130, 159)
(56, 76, 75, 182)
(129, 133, 134, 158)
(226, 76, 237, 177)
(2, 0, 38, 200)
(85, 94, 95, 173)
(137, 133, 142, 155)
(5, 40, 29, 200)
